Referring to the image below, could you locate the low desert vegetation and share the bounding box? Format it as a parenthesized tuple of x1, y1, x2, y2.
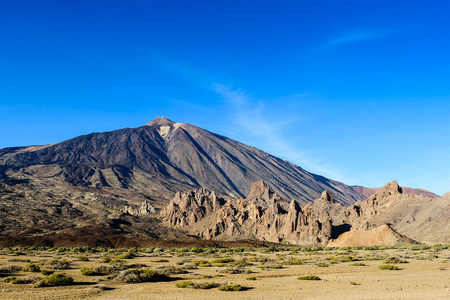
(383, 257, 408, 264)
(22, 263, 41, 272)
(298, 275, 321, 280)
(35, 273, 74, 287)
(0, 244, 449, 298)
(378, 264, 399, 270)
(349, 262, 366, 266)
(218, 282, 243, 291)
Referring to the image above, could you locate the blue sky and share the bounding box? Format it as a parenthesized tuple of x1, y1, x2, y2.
(1, 0, 449, 195)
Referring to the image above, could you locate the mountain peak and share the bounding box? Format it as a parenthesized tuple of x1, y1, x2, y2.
(145, 117, 175, 126)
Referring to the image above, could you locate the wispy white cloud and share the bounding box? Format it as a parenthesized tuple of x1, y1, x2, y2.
(212, 84, 349, 182)
(148, 53, 350, 182)
(328, 30, 382, 46)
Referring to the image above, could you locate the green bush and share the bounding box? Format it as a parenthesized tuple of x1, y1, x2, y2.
(81, 267, 96, 276)
(22, 263, 41, 273)
(218, 282, 243, 291)
(36, 273, 74, 287)
(112, 269, 171, 283)
(43, 259, 70, 270)
(11, 276, 42, 284)
(41, 270, 54, 275)
(116, 252, 134, 259)
(383, 257, 408, 264)
(298, 275, 321, 280)
(212, 258, 234, 264)
(78, 256, 89, 261)
(378, 264, 399, 270)
(176, 280, 194, 288)
(102, 257, 112, 263)
(190, 247, 203, 253)
(340, 256, 357, 262)
(246, 276, 256, 280)
(349, 263, 366, 266)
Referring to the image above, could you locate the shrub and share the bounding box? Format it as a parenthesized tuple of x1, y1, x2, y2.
(35, 274, 74, 287)
(11, 276, 42, 284)
(0, 265, 21, 274)
(78, 256, 89, 261)
(259, 262, 282, 269)
(350, 282, 358, 285)
(22, 263, 41, 273)
(8, 258, 30, 263)
(340, 256, 357, 262)
(155, 266, 188, 275)
(109, 258, 125, 265)
(176, 280, 194, 288)
(246, 276, 256, 280)
(116, 252, 134, 260)
(102, 257, 112, 263)
(81, 267, 97, 276)
(43, 259, 70, 270)
(112, 269, 172, 283)
(41, 270, 54, 275)
(219, 266, 245, 274)
(349, 263, 366, 266)
(284, 258, 303, 265)
(317, 263, 329, 267)
(190, 247, 203, 253)
(383, 257, 408, 264)
(212, 258, 234, 264)
(298, 275, 321, 280)
(378, 264, 399, 270)
(218, 282, 243, 291)
(192, 282, 218, 289)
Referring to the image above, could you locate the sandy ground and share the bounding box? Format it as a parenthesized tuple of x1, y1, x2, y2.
(1, 247, 449, 300)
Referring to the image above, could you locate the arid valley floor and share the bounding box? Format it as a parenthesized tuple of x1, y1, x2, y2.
(1, 245, 449, 299)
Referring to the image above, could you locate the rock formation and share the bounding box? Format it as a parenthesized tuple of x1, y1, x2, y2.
(161, 180, 449, 246)
(122, 200, 156, 215)
(327, 224, 416, 247)
(162, 181, 345, 245)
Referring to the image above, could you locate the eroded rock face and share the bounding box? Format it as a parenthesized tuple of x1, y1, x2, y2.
(160, 180, 443, 246)
(161, 181, 344, 245)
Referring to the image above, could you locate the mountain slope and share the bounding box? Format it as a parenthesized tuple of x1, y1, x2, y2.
(0, 117, 365, 205)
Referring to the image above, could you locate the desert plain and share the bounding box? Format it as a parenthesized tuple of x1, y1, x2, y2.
(0, 245, 449, 300)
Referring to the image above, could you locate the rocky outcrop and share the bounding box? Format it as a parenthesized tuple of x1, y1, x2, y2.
(160, 180, 447, 246)
(161, 181, 347, 245)
(122, 200, 156, 216)
(327, 224, 417, 247)
(351, 184, 439, 199)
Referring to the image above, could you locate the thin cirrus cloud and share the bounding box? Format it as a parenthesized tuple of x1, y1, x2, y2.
(151, 54, 351, 183)
(327, 30, 383, 46)
(211, 84, 350, 183)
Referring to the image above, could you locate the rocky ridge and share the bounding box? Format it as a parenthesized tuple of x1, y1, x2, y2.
(161, 180, 449, 246)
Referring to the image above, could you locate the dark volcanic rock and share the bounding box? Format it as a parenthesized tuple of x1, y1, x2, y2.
(0, 117, 365, 205)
